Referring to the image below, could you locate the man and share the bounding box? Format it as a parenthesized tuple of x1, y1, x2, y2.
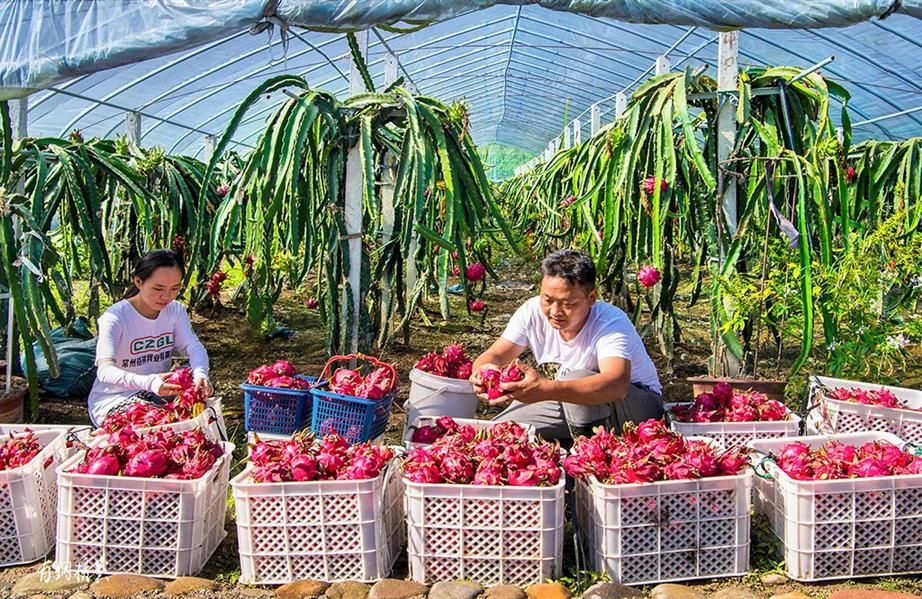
(470, 249, 663, 442)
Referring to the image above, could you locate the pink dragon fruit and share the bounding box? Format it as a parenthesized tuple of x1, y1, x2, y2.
(304, 297, 319, 309)
(451, 265, 461, 277)
(248, 364, 278, 386)
(411, 425, 443, 444)
(642, 176, 667, 195)
(442, 343, 467, 365)
(500, 363, 524, 384)
(845, 165, 856, 183)
(166, 368, 194, 389)
(272, 360, 297, 377)
(124, 449, 169, 478)
(354, 366, 395, 400)
(469, 300, 486, 312)
(637, 265, 661, 288)
(83, 453, 122, 476)
(480, 368, 503, 400)
(473, 458, 504, 485)
(507, 467, 540, 487)
(465, 262, 486, 282)
(329, 368, 362, 396)
(216, 183, 230, 198)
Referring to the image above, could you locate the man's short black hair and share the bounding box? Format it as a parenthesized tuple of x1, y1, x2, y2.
(541, 249, 596, 291)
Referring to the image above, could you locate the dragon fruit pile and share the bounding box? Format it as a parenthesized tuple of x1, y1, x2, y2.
(480, 362, 524, 400)
(247, 360, 312, 390)
(71, 428, 224, 480)
(563, 419, 748, 484)
(401, 421, 561, 486)
(775, 439, 922, 481)
(327, 364, 395, 400)
(409, 416, 474, 445)
(670, 383, 789, 423)
(249, 432, 394, 482)
(0, 431, 46, 472)
(97, 368, 205, 435)
(827, 387, 915, 411)
(414, 344, 473, 380)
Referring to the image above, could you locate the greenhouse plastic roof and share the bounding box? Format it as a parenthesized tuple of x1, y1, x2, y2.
(3, 1, 922, 156)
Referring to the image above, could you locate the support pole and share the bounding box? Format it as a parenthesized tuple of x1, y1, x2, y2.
(717, 32, 739, 235)
(5, 98, 26, 394)
(655, 55, 671, 75)
(125, 111, 141, 145)
(203, 135, 216, 162)
(572, 118, 581, 145)
(344, 30, 368, 352)
(717, 30, 740, 376)
(381, 51, 399, 342)
(615, 92, 627, 119)
(590, 103, 600, 135)
(563, 125, 571, 149)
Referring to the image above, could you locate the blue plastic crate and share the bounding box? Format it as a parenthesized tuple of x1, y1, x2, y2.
(241, 376, 315, 435)
(309, 385, 396, 444)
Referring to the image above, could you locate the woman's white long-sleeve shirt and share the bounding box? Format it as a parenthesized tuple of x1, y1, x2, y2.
(87, 299, 209, 425)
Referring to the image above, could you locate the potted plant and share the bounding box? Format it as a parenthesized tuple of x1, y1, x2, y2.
(0, 362, 26, 423)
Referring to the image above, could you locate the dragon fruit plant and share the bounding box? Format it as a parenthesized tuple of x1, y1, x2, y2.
(775, 439, 922, 481)
(563, 418, 748, 484)
(0, 431, 47, 472)
(246, 360, 310, 389)
(248, 432, 394, 482)
(414, 344, 474, 380)
(96, 367, 206, 437)
(827, 387, 915, 411)
(71, 428, 224, 480)
(401, 421, 561, 486)
(480, 362, 525, 400)
(670, 382, 790, 423)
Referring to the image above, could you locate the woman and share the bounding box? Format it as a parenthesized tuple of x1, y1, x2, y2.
(88, 249, 212, 426)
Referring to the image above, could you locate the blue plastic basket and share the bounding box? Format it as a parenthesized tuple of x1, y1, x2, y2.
(309, 385, 396, 444)
(241, 375, 315, 435)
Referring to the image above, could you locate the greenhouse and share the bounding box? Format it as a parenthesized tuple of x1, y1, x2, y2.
(0, 1, 921, 597)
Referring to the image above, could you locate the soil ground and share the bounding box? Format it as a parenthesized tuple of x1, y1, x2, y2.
(23, 261, 922, 598)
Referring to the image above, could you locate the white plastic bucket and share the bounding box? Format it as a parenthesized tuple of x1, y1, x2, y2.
(405, 368, 478, 429)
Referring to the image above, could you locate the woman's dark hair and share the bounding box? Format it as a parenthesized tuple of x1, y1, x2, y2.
(541, 249, 596, 291)
(123, 249, 185, 299)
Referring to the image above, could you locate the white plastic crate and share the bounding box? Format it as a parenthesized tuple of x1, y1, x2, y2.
(665, 403, 802, 448)
(749, 431, 922, 581)
(575, 471, 751, 585)
(0, 429, 69, 567)
(405, 478, 565, 586)
(232, 458, 405, 584)
(402, 417, 536, 447)
(54, 441, 233, 578)
(805, 376, 922, 444)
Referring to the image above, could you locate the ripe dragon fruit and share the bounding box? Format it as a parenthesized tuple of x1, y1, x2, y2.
(451, 265, 461, 277)
(354, 366, 395, 400)
(329, 368, 362, 396)
(828, 387, 911, 411)
(72, 428, 222, 480)
(216, 183, 230, 198)
(465, 262, 485, 282)
(401, 422, 561, 487)
(304, 297, 319, 309)
(414, 344, 473, 380)
(670, 386, 790, 423)
(0, 431, 43, 472)
(564, 418, 748, 484)
(249, 432, 393, 483)
(642, 176, 668, 195)
(637, 265, 661, 288)
(272, 360, 297, 377)
(266, 376, 311, 389)
(248, 364, 279, 386)
(468, 300, 486, 312)
(775, 439, 921, 481)
(480, 368, 502, 400)
(845, 165, 856, 183)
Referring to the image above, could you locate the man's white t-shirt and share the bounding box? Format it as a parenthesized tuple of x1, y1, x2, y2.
(88, 300, 209, 425)
(501, 297, 662, 394)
